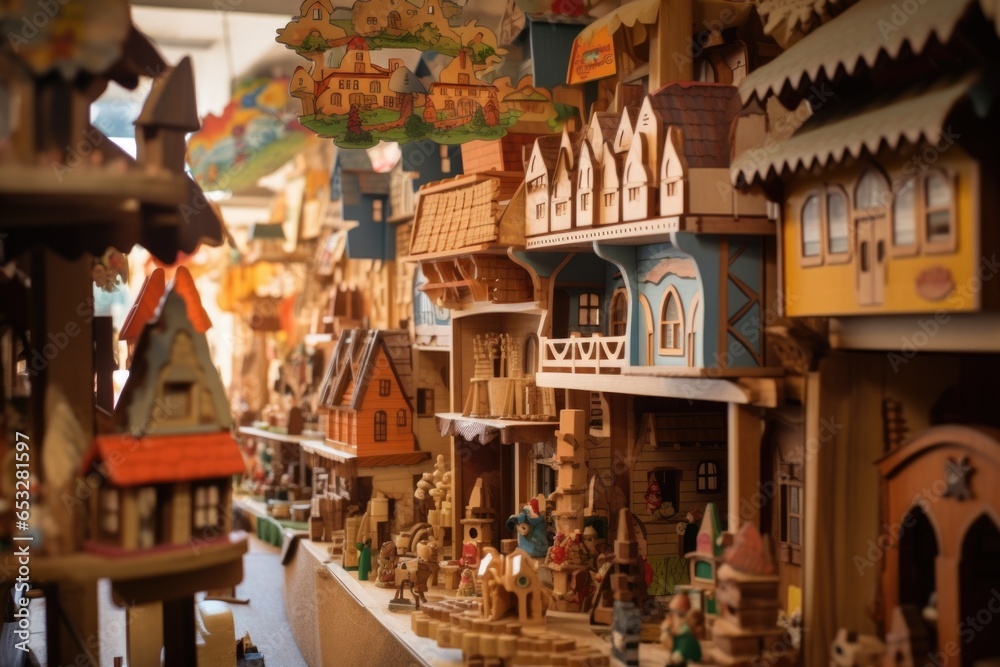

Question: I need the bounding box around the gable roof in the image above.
[114,283,231,435]
[120,269,166,343]
[317,329,414,412]
[527,134,564,176]
[647,82,743,169]
[135,57,200,131]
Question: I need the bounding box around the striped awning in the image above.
[731,73,989,185]
[740,0,1000,105]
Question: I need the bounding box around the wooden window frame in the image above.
[778,462,803,565]
[99,488,119,538]
[313,8,322,19]
[799,191,823,267]
[824,185,852,264]
[578,292,600,327]
[378,379,391,397]
[658,286,684,356]
[921,169,958,255]
[396,409,407,427]
[696,461,720,494]
[374,410,387,441]
[610,289,627,336]
[417,388,434,417]
[890,176,920,258]
[193,483,221,531]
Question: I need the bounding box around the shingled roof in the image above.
[408,172,524,257]
[647,82,743,169]
[317,329,414,412]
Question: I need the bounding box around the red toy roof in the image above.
[81,431,245,486]
[119,268,165,342]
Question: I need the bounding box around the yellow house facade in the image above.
[781,144,982,317]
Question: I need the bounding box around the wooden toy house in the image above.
[727,0,1000,663]
[311,329,431,541]
[81,274,244,553]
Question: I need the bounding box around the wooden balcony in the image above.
[539,334,627,374]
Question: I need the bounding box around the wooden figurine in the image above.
[415,453,452,549]
[460,475,496,565]
[611,599,643,667]
[390,539,439,612]
[479,546,551,625]
[356,537,373,581]
[456,567,476,598]
[375,540,399,588]
[660,593,703,667]
[135,56,200,175]
[506,498,549,559]
[80,270,244,553]
[591,508,650,626]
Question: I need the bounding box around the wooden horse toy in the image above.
[388,540,440,612]
[375,540,398,589]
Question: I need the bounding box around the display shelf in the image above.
[285,537,674,667]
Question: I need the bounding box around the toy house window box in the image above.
[779,462,803,565]
[697,462,720,493]
[659,288,684,355]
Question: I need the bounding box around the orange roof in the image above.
[81,431,246,486]
[119,268,165,342]
[171,266,212,333]
[119,266,211,343]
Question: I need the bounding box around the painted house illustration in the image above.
[81,271,244,553]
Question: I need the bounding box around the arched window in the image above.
[893,178,917,251]
[826,188,849,255]
[924,171,955,250]
[374,410,387,441]
[697,461,720,493]
[578,293,600,326]
[396,409,407,427]
[658,288,684,354]
[610,290,627,336]
[855,169,890,210]
[801,195,821,260]
[370,81,381,93]
[523,335,537,375]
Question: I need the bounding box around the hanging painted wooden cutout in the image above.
[0,0,130,78]
[187,78,316,192]
[943,456,973,500]
[278,0,576,148]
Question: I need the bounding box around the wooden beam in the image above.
[649,0,693,89]
[727,402,762,532]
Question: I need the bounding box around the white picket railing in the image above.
[539,334,627,373]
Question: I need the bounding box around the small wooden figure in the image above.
[375,540,398,589]
[660,593,703,667]
[457,567,476,597]
[356,538,373,581]
[389,539,439,612]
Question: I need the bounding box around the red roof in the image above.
[119,269,165,342]
[81,431,245,486]
[119,266,211,343]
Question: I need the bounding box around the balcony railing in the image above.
[539,334,627,374]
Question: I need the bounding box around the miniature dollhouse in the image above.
[82,273,244,554]
[312,328,431,540]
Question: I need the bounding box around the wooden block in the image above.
[463,632,481,656]
[498,634,519,658]
[480,633,498,657]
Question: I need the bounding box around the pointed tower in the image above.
[135,56,201,173]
